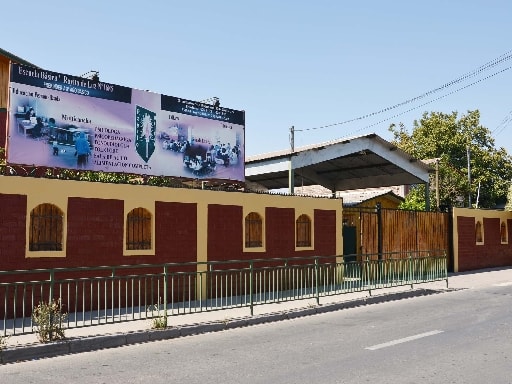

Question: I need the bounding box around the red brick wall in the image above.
[207,204,243,261]
[0,193,27,269]
[265,207,295,257]
[67,197,124,266]
[0,192,340,270]
[508,219,512,247]
[457,216,475,271]
[314,209,337,256]
[481,217,512,268]
[205,205,339,265]
[155,201,197,264]
[457,216,512,272]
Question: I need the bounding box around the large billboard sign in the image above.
[7,63,245,182]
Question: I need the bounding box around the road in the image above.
[1,283,511,384]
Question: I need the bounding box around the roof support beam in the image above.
[293,166,334,191]
[288,158,294,194]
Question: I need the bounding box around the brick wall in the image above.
[265,207,295,257]
[0,193,27,269]
[207,204,243,261]
[155,201,197,264]
[67,197,124,266]
[0,178,341,272]
[456,214,512,272]
[314,209,337,256]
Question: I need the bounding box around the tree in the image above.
[389,110,512,210]
[505,184,512,211]
[398,184,426,211]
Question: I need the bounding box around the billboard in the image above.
[7,63,245,182]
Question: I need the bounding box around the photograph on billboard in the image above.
[7,63,245,182]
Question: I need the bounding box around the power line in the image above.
[492,110,512,138]
[351,66,512,135]
[299,50,512,133]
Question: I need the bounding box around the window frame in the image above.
[26,203,66,258]
[500,221,508,244]
[124,206,155,256]
[296,213,312,248]
[245,212,263,248]
[243,211,265,252]
[475,220,484,245]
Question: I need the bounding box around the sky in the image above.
[2,0,511,157]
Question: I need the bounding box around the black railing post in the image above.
[376,203,382,261]
[49,269,55,302]
[315,257,320,305]
[49,269,55,342]
[163,265,168,315]
[249,260,254,316]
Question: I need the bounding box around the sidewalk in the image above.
[2,267,511,364]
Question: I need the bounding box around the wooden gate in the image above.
[342,206,451,268]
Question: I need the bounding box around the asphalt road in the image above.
[1,283,511,384]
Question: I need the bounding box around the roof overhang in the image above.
[0,47,39,68]
[245,133,432,191]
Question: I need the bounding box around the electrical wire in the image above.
[299,50,512,133]
[492,110,512,138]
[351,66,512,136]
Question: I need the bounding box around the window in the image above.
[245,212,263,248]
[296,214,311,247]
[29,203,63,251]
[501,221,507,243]
[126,208,152,250]
[475,220,483,243]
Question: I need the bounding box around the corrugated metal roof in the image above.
[0,47,39,68]
[245,133,433,192]
[291,185,404,205]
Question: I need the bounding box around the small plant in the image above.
[221,317,231,325]
[32,299,67,343]
[0,334,9,351]
[148,298,167,329]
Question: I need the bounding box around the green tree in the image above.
[505,184,512,211]
[389,110,512,210]
[398,184,426,211]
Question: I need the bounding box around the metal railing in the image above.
[1,250,447,336]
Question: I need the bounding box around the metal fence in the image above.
[1,250,447,337]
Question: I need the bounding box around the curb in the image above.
[0,287,449,364]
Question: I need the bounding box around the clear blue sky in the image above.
[2,0,511,157]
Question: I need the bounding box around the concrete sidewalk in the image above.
[2,267,511,364]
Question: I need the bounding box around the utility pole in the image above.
[436,158,440,211]
[467,145,472,208]
[289,126,295,194]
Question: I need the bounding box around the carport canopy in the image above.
[245,133,433,194]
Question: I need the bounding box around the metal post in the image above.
[315,257,320,305]
[163,265,168,316]
[425,181,430,211]
[376,203,382,260]
[290,126,295,153]
[467,145,472,208]
[444,251,449,289]
[249,261,254,316]
[289,126,295,195]
[49,269,55,302]
[409,253,414,289]
[49,269,55,341]
[111,267,115,323]
[366,254,372,296]
[435,159,440,211]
